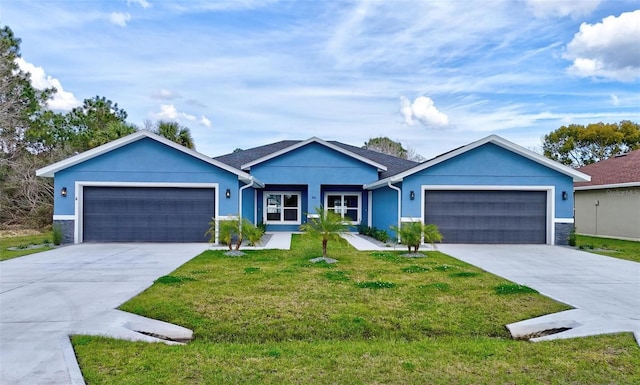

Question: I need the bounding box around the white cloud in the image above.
[15,57,81,111]
[610,94,620,106]
[200,116,212,127]
[109,12,131,27]
[525,0,600,19]
[150,104,212,128]
[128,0,151,9]
[400,96,449,128]
[563,10,640,82]
[151,89,179,100]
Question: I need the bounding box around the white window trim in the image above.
[324,192,362,224]
[420,185,555,245]
[263,191,302,224]
[74,181,219,244]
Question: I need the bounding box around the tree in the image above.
[391,222,443,253]
[542,121,640,167]
[363,136,425,162]
[153,121,195,149]
[65,96,130,152]
[0,26,56,227]
[300,206,350,260]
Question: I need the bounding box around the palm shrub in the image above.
[391,222,443,253]
[300,206,350,259]
[206,217,264,250]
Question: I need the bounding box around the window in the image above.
[264,192,301,223]
[325,193,361,224]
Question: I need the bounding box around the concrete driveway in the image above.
[0,243,208,385]
[438,244,640,344]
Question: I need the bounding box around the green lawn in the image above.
[0,231,54,261]
[72,235,639,384]
[576,234,640,263]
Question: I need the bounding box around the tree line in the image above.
[0,26,194,228]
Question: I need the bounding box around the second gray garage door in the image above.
[424,190,547,244]
[83,186,215,242]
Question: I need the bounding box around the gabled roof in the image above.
[218,137,389,172]
[574,149,640,190]
[364,134,591,189]
[36,130,264,187]
[214,138,419,178]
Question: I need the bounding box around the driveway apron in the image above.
[0,243,208,385]
[438,244,640,344]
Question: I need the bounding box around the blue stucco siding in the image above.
[250,142,379,211]
[401,143,575,219]
[53,138,241,216]
[371,186,399,236]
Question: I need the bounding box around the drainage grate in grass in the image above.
[401,265,430,273]
[449,271,480,278]
[494,283,538,295]
[356,280,396,289]
[154,275,196,285]
[244,267,261,274]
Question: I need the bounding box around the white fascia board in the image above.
[35,130,255,184]
[241,136,387,172]
[364,176,401,190]
[365,135,590,189]
[574,182,640,191]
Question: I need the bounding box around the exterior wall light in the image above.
[562,191,568,200]
[60,187,67,197]
[225,188,231,198]
[409,190,415,200]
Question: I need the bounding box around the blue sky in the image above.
[3,0,639,158]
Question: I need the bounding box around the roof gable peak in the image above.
[36,130,262,186]
[240,136,388,171]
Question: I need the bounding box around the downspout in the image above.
[388,181,402,243]
[238,178,256,235]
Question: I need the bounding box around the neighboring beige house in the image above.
[574,149,640,241]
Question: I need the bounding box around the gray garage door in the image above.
[424,190,547,244]
[83,186,215,242]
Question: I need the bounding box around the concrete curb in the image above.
[59,335,86,385]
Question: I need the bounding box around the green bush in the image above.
[52,224,63,245]
[568,228,576,246]
[357,225,390,243]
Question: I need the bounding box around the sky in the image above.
[2,0,640,159]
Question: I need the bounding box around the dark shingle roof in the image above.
[213,139,420,179]
[574,149,640,187]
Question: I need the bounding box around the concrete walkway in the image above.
[438,244,640,344]
[0,243,208,385]
[342,234,388,250]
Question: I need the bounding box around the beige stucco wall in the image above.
[575,187,640,241]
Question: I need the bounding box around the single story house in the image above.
[36,131,589,245]
[574,149,640,241]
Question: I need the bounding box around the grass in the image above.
[71,235,640,384]
[0,230,54,261]
[576,234,640,263]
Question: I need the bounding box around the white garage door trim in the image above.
[74,181,219,244]
[420,185,555,245]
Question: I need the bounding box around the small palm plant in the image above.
[206,217,264,251]
[391,222,443,253]
[300,206,351,260]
